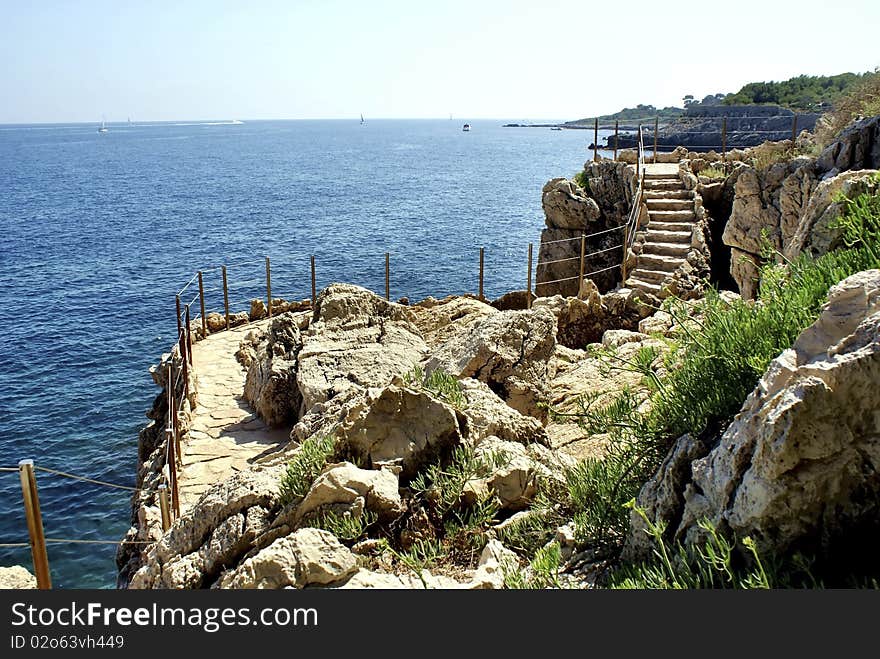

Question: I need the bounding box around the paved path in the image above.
[179,320,290,511]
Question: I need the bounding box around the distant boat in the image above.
[550,126,562,131]
[462,123,470,132]
[127,117,132,127]
[360,114,365,125]
[98,117,108,134]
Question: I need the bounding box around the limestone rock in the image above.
[218,528,357,589]
[198,506,271,575]
[206,312,226,333]
[0,566,37,589]
[243,313,303,426]
[637,270,880,566]
[425,308,557,422]
[311,283,417,328]
[297,304,428,413]
[249,299,267,321]
[472,436,543,510]
[816,115,880,174]
[408,295,497,349]
[459,378,549,446]
[541,177,601,230]
[601,329,649,348]
[340,385,465,478]
[296,462,404,521]
[155,465,285,565]
[490,290,534,311]
[470,539,519,589]
[338,568,464,589]
[785,170,880,261]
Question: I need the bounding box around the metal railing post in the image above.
[479,247,485,301]
[579,235,586,293]
[265,256,272,318]
[222,265,230,331]
[593,117,599,162]
[18,460,51,589]
[310,255,317,303]
[158,483,171,532]
[197,271,207,335]
[385,252,390,301]
[526,243,533,309]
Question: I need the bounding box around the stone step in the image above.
[642,190,692,200]
[646,229,692,244]
[648,210,695,222]
[624,276,663,294]
[641,241,690,258]
[649,220,695,231]
[646,198,692,211]
[628,267,670,283]
[643,180,684,191]
[643,171,678,180]
[637,253,686,271]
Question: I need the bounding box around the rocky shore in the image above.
[118,113,880,589]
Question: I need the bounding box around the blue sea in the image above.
[0,118,609,588]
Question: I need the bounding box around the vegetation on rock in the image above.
[723,72,872,112]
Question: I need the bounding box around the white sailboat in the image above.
[98,116,108,133]
[360,113,365,125]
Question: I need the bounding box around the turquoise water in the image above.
[0,119,606,588]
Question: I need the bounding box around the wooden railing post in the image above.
[479,247,485,301]
[593,117,599,162]
[722,117,727,157]
[197,271,207,336]
[166,427,180,517]
[265,256,272,318]
[385,252,390,301]
[158,483,171,532]
[613,120,619,161]
[221,265,230,331]
[579,235,586,294]
[654,116,659,163]
[18,460,51,589]
[526,243,533,309]
[792,114,798,143]
[310,255,317,303]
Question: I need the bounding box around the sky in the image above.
[1,0,879,124]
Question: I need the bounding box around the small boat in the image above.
[98,117,108,134]
[360,113,365,125]
[550,126,562,131]
[462,123,470,132]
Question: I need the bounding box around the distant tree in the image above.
[683,94,695,107]
[723,72,869,111]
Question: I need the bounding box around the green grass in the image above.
[305,509,378,543]
[573,170,592,195]
[699,166,726,180]
[504,541,565,589]
[278,434,337,506]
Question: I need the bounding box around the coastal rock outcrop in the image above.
[242,314,303,426]
[536,163,634,296]
[217,528,358,589]
[0,566,37,589]
[625,270,880,568]
[425,308,557,422]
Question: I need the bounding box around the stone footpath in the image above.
[179,320,290,510]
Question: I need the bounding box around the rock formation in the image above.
[625,270,880,571]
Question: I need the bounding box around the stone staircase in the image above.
[625,168,695,296]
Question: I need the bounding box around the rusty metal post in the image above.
[221,265,230,331]
[166,427,180,517]
[479,247,485,301]
[654,116,659,163]
[310,255,317,303]
[593,117,599,162]
[613,120,619,161]
[526,243,533,309]
[197,271,207,336]
[579,235,586,294]
[385,252,390,301]
[184,304,192,366]
[722,117,727,157]
[265,256,272,318]
[636,124,641,177]
[175,294,183,348]
[792,114,798,143]
[158,483,171,532]
[18,460,51,589]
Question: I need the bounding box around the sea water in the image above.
[0,119,610,587]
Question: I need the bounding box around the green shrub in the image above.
[307,509,377,543]
[699,166,726,180]
[815,69,880,147]
[504,541,564,589]
[279,434,336,505]
[403,365,466,409]
[573,170,592,194]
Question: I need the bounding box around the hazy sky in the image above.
[2,0,878,123]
